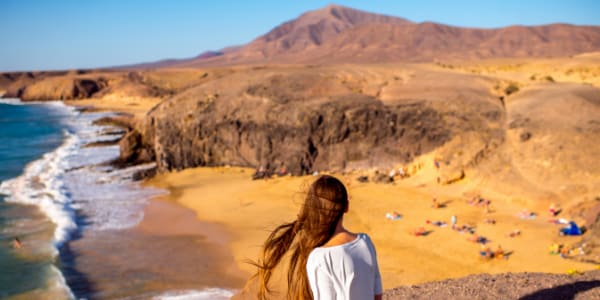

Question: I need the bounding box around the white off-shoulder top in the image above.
[306,233,383,300]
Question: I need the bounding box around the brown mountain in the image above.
[160,4,600,67]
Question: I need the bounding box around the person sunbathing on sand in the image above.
[426,220,447,227]
[494,245,504,259]
[479,245,494,259]
[508,229,521,237]
[414,227,427,236]
[251,175,382,300]
[468,234,487,244]
[386,211,402,220]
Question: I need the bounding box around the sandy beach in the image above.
[52,57,599,297]
[145,164,597,296]
[3,2,599,298]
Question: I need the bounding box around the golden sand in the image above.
[65,94,161,118]
[68,58,599,295]
[145,165,597,293]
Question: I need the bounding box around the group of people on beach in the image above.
[467,195,492,214]
[413,193,514,261]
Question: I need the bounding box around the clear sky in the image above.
[1,0,598,71]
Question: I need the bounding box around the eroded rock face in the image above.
[141,69,457,175]
[5,76,108,101]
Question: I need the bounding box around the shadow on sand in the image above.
[518,280,600,300]
[58,214,96,299]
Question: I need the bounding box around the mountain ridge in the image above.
[125,4,600,68]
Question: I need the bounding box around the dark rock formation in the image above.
[145,93,451,175]
[118,129,155,166]
[128,67,505,177]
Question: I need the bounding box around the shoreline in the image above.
[57,100,245,298]
[56,97,599,296]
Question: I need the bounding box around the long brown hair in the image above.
[252,175,349,299]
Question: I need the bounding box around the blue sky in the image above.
[0,0,598,71]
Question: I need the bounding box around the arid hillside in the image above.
[1,49,599,269]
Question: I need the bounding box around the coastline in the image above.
[60,98,245,298]
[56,97,598,297]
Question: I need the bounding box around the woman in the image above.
[253,175,382,299]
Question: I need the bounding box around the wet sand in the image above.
[62,197,245,299]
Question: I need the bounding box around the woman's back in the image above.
[306,233,382,300]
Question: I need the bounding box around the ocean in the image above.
[0,99,75,299]
[0,99,236,299]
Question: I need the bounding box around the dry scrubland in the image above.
[2,54,600,298]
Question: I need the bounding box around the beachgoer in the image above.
[468,234,487,244]
[386,211,402,220]
[484,200,491,214]
[12,237,22,249]
[485,218,496,224]
[480,245,493,259]
[495,245,504,259]
[451,215,457,229]
[432,198,440,209]
[549,243,561,255]
[414,227,427,236]
[560,244,571,258]
[250,175,382,300]
[508,229,521,238]
[549,204,561,216]
[278,165,288,177]
[426,220,446,227]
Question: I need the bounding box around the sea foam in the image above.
[153,288,236,300]
[0,130,79,250]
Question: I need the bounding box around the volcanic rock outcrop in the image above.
[130,65,504,176]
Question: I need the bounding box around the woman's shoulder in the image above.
[356,232,374,244]
[310,233,371,254]
[307,233,374,265]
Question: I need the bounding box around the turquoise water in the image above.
[0,101,72,298]
[0,100,235,299]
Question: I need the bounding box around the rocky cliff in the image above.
[129,65,504,176]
